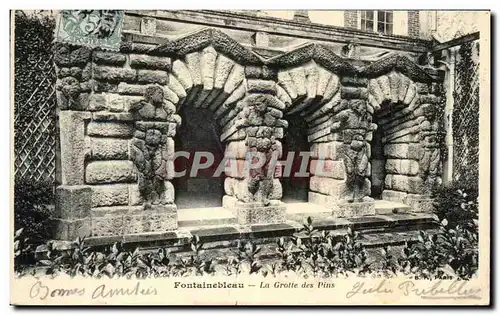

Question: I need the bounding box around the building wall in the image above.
[261,10,481,41]
[407,11,419,38]
[435,11,482,41]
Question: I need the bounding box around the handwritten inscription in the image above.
[29,281,157,300]
[346,279,481,300]
[346,279,393,298]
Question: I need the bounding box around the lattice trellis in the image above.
[452,40,480,184]
[14,13,57,182]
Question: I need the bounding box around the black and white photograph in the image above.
[9,8,490,306]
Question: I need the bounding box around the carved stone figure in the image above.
[331,99,376,202]
[53,43,92,110]
[342,135,369,202]
[238,97,281,206]
[129,86,180,209]
[418,132,441,194]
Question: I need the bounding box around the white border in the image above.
[2,1,497,313]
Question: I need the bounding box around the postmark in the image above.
[55,10,124,51]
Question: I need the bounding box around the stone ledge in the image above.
[332,201,376,218]
[50,211,437,251]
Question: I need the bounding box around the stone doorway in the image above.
[370,101,419,204]
[174,105,225,209]
[281,113,311,203]
[370,111,387,199]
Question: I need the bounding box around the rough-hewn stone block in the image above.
[91,112,134,122]
[246,79,277,94]
[86,161,136,184]
[341,86,368,99]
[385,159,419,176]
[90,137,128,160]
[123,205,178,234]
[92,51,126,66]
[235,201,286,225]
[130,54,171,71]
[58,91,90,111]
[117,82,147,95]
[310,141,343,160]
[90,207,126,237]
[137,69,169,84]
[91,184,129,207]
[52,218,91,240]
[93,66,136,82]
[340,76,368,87]
[309,176,346,197]
[88,93,107,111]
[105,94,125,112]
[309,160,345,179]
[128,184,143,206]
[87,121,134,138]
[55,185,92,219]
[244,65,277,80]
[387,174,423,194]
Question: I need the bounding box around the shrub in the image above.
[14,178,54,245]
[398,218,478,280]
[432,181,478,231]
[14,216,478,280]
[275,217,371,278]
[14,228,33,275]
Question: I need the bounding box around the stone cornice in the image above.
[266,44,358,75]
[362,54,433,82]
[126,10,432,53]
[150,28,263,65]
[149,28,436,82]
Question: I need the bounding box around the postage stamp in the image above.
[10,9,491,306]
[54,10,124,51]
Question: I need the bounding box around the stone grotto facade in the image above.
[52,10,444,243]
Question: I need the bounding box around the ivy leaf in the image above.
[15,228,24,238]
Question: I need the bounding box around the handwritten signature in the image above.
[346,279,481,300]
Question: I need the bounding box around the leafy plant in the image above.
[174,235,215,276]
[14,179,54,245]
[14,214,478,280]
[14,228,33,275]
[398,218,478,280]
[433,182,478,232]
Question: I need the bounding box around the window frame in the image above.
[358,10,393,35]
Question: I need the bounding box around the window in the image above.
[360,10,393,35]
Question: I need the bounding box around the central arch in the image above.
[276,60,342,209]
[158,44,249,218]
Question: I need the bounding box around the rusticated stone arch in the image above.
[277,61,342,142]
[362,54,443,210]
[367,70,419,112]
[149,28,264,137]
[165,47,247,133]
[274,61,344,208]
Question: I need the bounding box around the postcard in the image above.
[10,9,490,305]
